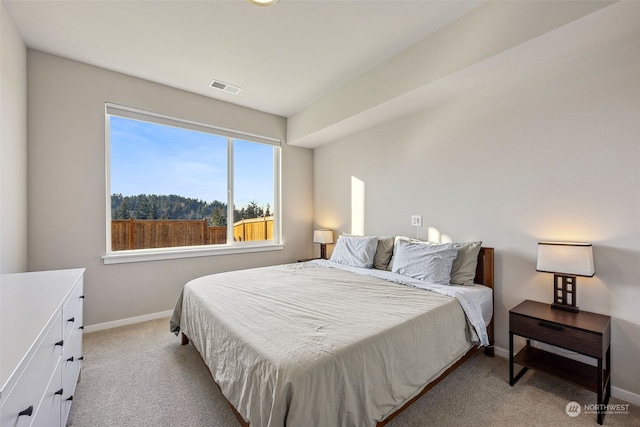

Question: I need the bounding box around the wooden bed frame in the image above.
[181,247,495,427]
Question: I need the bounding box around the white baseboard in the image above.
[84,310,173,333]
[611,386,640,407]
[494,345,509,360]
[494,345,640,407]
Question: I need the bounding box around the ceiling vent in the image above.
[210,79,242,95]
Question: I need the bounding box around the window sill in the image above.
[102,242,285,264]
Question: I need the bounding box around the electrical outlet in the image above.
[411,215,422,227]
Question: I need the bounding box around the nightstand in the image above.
[509,300,611,424]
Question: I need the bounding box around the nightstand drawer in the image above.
[510,312,603,358]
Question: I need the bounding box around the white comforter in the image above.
[172,261,492,427]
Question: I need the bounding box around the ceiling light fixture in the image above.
[248,0,279,6]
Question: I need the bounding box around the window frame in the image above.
[102,103,283,264]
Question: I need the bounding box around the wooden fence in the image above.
[233,216,274,242]
[111,217,273,251]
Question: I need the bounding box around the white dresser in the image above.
[1,268,84,427]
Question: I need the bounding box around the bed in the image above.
[170,236,494,427]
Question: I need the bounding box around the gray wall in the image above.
[0,3,28,273]
[26,50,314,326]
[313,35,640,399]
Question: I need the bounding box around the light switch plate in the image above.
[411,215,422,227]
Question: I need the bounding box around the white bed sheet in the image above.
[311,259,493,345]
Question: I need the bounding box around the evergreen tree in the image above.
[110,193,270,223]
[248,201,263,218]
[117,199,131,219]
[135,196,157,219]
[210,206,227,226]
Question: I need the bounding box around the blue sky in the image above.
[110,117,274,208]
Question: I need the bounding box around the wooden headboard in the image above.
[474,247,495,290]
[474,247,495,356]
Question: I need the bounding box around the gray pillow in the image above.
[391,240,457,285]
[373,236,394,270]
[329,235,379,268]
[449,241,482,285]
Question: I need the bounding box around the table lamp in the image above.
[536,242,594,313]
[313,229,333,259]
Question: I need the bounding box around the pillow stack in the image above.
[329,232,482,286]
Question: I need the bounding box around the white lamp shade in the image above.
[313,229,334,244]
[536,242,595,277]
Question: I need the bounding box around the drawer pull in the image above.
[67,356,74,362]
[78,356,84,361]
[55,339,64,347]
[55,388,64,396]
[79,295,85,299]
[67,317,75,322]
[18,406,33,417]
[539,321,564,331]
[79,326,84,330]
[66,396,74,402]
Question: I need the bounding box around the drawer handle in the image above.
[54,340,64,347]
[78,356,84,361]
[67,356,74,362]
[55,388,64,396]
[539,321,564,331]
[67,317,75,322]
[79,326,84,330]
[79,295,85,299]
[18,406,33,417]
[66,396,73,402]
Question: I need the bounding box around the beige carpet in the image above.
[67,318,639,427]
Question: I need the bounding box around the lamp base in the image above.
[551,273,579,313]
[551,303,579,313]
[320,244,327,260]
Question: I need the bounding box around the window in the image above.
[104,103,282,263]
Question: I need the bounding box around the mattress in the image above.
[171,261,491,427]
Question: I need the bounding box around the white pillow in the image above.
[329,235,379,268]
[391,240,457,284]
[387,235,429,271]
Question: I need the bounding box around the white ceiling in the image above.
[6,0,639,148]
[3,0,483,118]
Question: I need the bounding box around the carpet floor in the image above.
[67,318,639,427]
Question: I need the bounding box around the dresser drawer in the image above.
[61,349,82,426]
[62,332,82,398]
[62,329,82,367]
[30,361,62,427]
[0,312,62,426]
[62,279,83,342]
[510,312,603,358]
